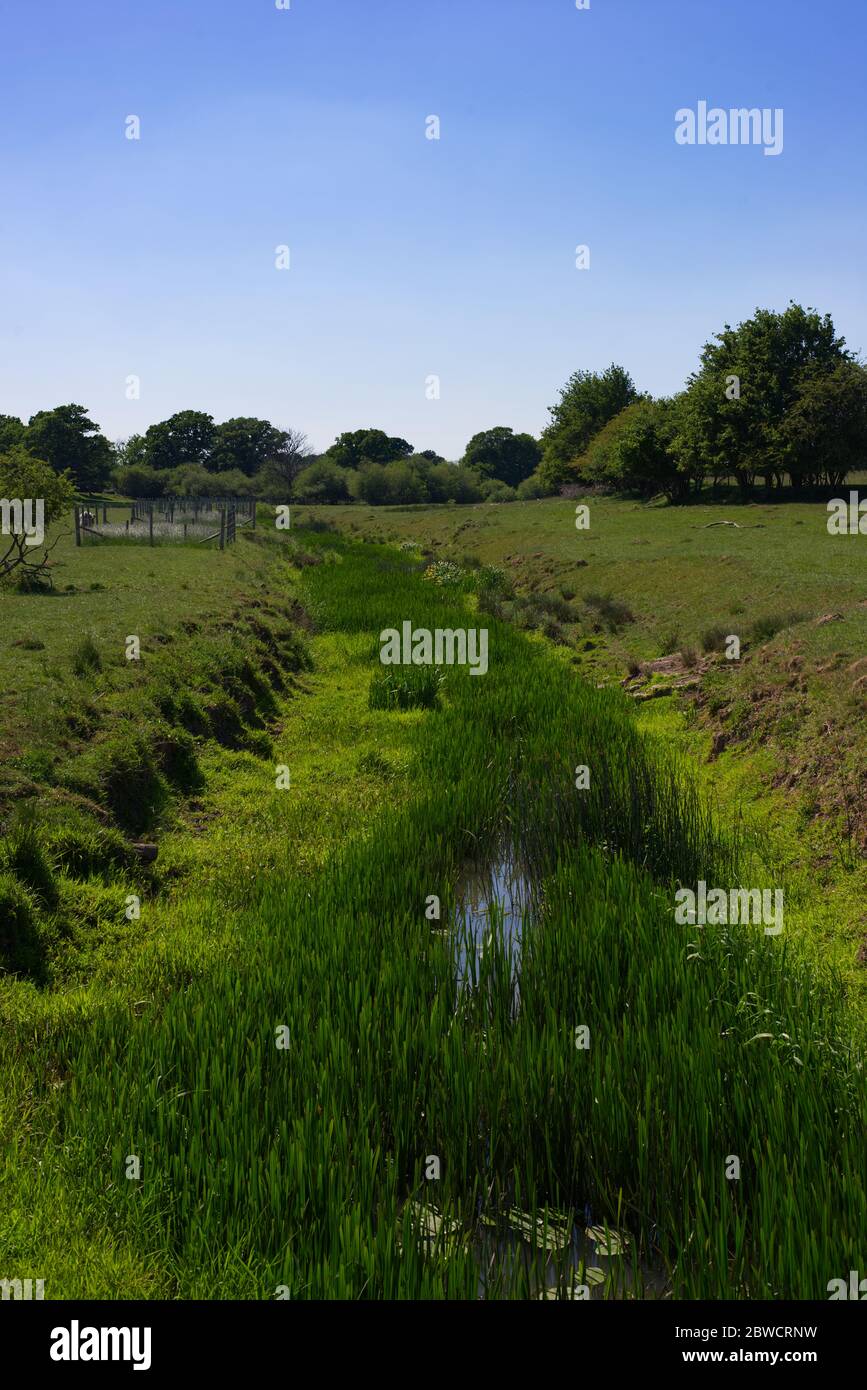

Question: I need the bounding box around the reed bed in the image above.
[19,532,866,1298]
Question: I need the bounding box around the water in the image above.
[452,846,533,1004]
[446,846,670,1299]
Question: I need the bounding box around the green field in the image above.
[0,501,865,1299]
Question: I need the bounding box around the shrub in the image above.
[424,463,485,505]
[533,591,576,623]
[475,565,512,597]
[476,590,507,621]
[113,464,165,498]
[423,560,464,587]
[481,479,518,503]
[701,625,729,653]
[582,592,635,631]
[292,460,352,504]
[516,472,552,500]
[747,612,806,645]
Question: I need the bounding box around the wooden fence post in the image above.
[74,506,81,546]
[219,508,225,550]
[149,506,154,546]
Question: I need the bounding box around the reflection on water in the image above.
[443,848,669,1300]
[453,848,533,1000]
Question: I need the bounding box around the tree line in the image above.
[2,302,865,511]
[537,303,867,501]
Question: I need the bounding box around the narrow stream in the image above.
[442,846,669,1300]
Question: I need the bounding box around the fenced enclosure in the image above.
[74,496,257,548]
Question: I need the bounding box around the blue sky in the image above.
[1,0,864,458]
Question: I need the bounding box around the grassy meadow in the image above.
[0,502,865,1300]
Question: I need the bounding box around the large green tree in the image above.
[0,447,76,586]
[0,415,25,454]
[324,429,413,469]
[781,361,867,491]
[257,429,312,498]
[539,365,638,491]
[24,405,112,490]
[577,399,683,500]
[113,434,148,471]
[462,427,541,487]
[210,417,286,477]
[672,303,852,497]
[143,410,216,472]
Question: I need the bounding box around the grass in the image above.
[369,664,444,711]
[300,497,867,988]
[1,528,864,1299]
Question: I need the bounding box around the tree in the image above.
[672,303,852,497]
[210,417,287,477]
[143,411,216,472]
[0,447,76,587]
[462,427,541,487]
[577,399,683,500]
[292,459,352,504]
[0,416,25,454]
[113,434,148,472]
[24,405,113,490]
[539,365,638,491]
[257,429,312,498]
[781,361,867,491]
[324,429,413,469]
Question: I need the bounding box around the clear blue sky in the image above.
[1,0,864,459]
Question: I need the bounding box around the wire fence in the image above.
[74,497,257,548]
